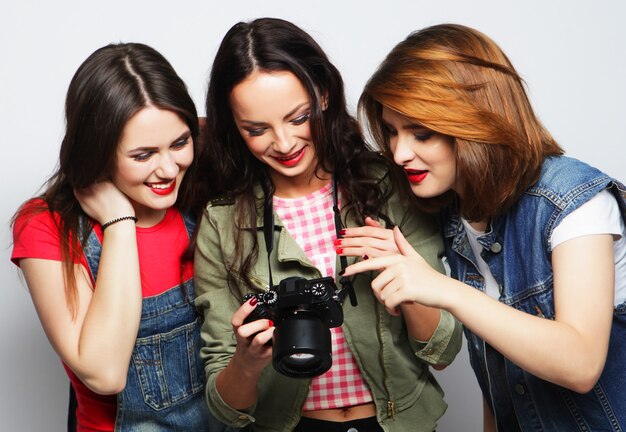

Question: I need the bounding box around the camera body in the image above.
[243,276,343,327]
[243,276,344,378]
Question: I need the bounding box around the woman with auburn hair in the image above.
[194,17,462,432]
[343,23,626,431]
[11,43,231,431]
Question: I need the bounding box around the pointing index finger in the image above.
[342,255,395,277]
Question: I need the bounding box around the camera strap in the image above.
[262,174,357,307]
[263,191,275,291]
[332,175,357,307]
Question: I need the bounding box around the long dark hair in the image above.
[13,42,199,316]
[360,24,563,221]
[199,17,393,293]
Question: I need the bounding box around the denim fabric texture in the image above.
[81,213,235,431]
[442,156,626,431]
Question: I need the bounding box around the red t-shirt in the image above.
[11,202,194,431]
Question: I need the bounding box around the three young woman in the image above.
[11,43,229,431]
[16,18,619,432]
[193,18,462,432]
[344,24,626,431]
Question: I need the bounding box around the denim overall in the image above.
[442,156,626,431]
[81,213,233,431]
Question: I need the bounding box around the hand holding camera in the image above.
[241,181,353,379]
[242,276,343,378]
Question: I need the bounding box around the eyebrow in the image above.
[125,130,191,154]
[238,102,310,126]
[403,123,429,131]
[382,118,429,131]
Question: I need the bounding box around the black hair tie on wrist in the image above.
[101,215,138,231]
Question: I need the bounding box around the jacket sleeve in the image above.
[389,190,463,366]
[194,205,257,427]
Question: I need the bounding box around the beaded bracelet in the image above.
[101,215,138,231]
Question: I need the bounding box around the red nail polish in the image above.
[268,320,274,327]
[362,255,369,260]
[339,229,346,236]
[334,239,342,246]
[248,296,258,306]
[336,247,343,254]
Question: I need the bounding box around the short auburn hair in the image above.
[360,23,563,221]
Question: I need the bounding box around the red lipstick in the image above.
[405,169,428,184]
[273,148,305,167]
[146,179,176,195]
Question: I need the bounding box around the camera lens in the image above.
[290,353,315,360]
[272,315,332,378]
[285,353,321,372]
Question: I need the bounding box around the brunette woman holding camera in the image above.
[193,17,462,432]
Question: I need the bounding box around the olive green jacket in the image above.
[194,169,462,432]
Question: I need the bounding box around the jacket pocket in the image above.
[131,316,205,410]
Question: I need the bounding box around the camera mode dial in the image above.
[311,282,327,297]
[262,290,279,305]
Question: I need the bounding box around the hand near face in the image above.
[337,216,399,259]
[74,181,135,226]
[342,226,448,315]
[230,298,275,375]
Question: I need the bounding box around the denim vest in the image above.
[442,156,626,431]
[81,213,234,432]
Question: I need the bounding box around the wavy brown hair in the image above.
[198,18,394,296]
[13,43,199,317]
[360,23,563,221]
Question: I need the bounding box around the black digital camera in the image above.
[243,276,343,378]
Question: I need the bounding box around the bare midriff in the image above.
[302,402,377,421]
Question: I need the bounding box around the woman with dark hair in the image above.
[11,43,229,431]
[194,18,462,432]
[344,24,626,431]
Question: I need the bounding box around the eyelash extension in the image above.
[133,152,153,161]
[415,132,434,142]
[247,128,266,137]
[291,112,310,125]
[133,137,190,161]
[172,137,190,148]
[244,112,310,137]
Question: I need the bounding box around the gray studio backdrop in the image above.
[1,1,624,430]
